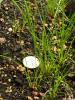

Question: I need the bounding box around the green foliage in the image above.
[46,0,59,15]
[0,0,74,99]
[0,0,3,4]
[0,0,3,7]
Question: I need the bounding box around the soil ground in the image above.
[0,0,75,100]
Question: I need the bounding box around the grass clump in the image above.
[1,0,75,99]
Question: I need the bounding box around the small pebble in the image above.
[0,18,4,22]
[10,65,15,70]
[5,86,12,93]
[32,84,37,90]
[63,44,67,49]
[0,37,6,44]
[44,23,48,27]
[5,7,9,10]
[28,96,33,100]
[0,68,3,70]
[3,82,7,85]
[34,96,39,100]
[1,74,4,77]
[52,46,57,53]
[20,40,24,45]
[13,75,16,78]
[50,23,53,27]
[0,96,4,100]
[6,32,9,34]
[14,92,18,96]
[52,36,57,40]
[32,91,38,96]
[8,28,12,32]
[4,74,7,77]
[8,79,11,82]
[17,65,25,73]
